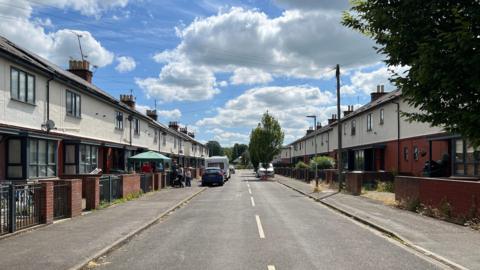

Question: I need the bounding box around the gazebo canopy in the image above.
[128,151,171,162]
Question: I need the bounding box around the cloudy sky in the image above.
[0,0,396,146]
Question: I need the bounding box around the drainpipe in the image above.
[46,76,54,130]
[392,101,400,173]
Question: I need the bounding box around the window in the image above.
[343,123,347,135]
[28,139,56,178]
[79,145,98,174]
[7,139,23,178]
[66,90,81,117]
[413,146,419,161]
[174,137,177,149]
[162,133,167,146]
[154,130,158,144]
[321,135,324,146]
[403,147,409,161]
[134,118,140,135]
[64,144,77,174]
[11,67,35,104]
[367,113,373,131]
[454,139,479,176]
[351,120,356,135]
[380,109,384,125]
[115,111,124,130]
[354,150,364,170]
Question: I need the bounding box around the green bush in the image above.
[295,161,310,169]
[376,181,394,193]
[309,156,335,171]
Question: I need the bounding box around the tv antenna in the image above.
[70,31,86,61]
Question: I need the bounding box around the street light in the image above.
[306,115,318,189]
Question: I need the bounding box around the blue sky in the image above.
[0,0,397,146]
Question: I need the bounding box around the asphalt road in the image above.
[95,170,445,270]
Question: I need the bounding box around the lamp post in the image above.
[307,115,318,188]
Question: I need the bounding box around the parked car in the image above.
[206,156,230,181]
[256,163,274,178]
[229,165,235,174]
[202,167,225,186]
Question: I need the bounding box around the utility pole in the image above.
[307,115,318,188]
[336,64,343,191]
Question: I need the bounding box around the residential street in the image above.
[95,170,444,270]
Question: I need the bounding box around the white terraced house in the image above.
[0,35,208,182]
[276,86,479,179]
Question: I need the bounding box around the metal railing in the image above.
[140,174,153,193]
[99,175,122,203]
[0,183,43,235]
[53,182,69,220]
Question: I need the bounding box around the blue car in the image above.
[202,167,225,186]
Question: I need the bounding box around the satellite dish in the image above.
[127,115,133,121]
[42,120,56,131]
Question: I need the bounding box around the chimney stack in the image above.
[187,132,195,138]
[120,94,136,109]
[168,121,179,131]
[306,127,314,135]
[180,127,188,134]
[328,114,337,125]
[343,105,354,117]
[316,123,322,130]
[146,109,158,121]
[370,84,387,102]
[68,60,93,83]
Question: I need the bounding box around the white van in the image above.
[205,156,230,180]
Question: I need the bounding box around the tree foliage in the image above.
[248,112,284,169]
[343,1,480,146]
[206,141,223,157]
[309,156,335,171]
[231,143,248,162]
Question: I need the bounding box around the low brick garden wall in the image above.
[395,176,480,219]
[120,174,141,197]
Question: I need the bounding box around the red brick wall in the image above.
[84,177,99,210]
[395,176,480,218]
[121,174,141,197]
[67,179,83,217]
[345,173,362,195]
[41,182,54,224]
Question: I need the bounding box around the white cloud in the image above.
[157,109,182,120]
[115,56,136,73]
[342,65,406,95]
[206,128,250,146]
[33,0,129,17]
[196,85,337,143]
[136,105,182,121]
[135,62,220,102]
[0,0,115,68]
[274,0,349,11]
[230,68,273,85]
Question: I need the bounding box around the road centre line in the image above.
[267,265,276,270]
[255,215,265,239]
[248,188,252,195]
[250,196,255,207]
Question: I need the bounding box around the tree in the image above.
[232,143,248,162]
[222,147,233,161]
[343,1,480,146]
[206,141,223,157]
[248,112,285,169]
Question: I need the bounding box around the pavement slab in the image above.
[276,174,480,270]
[0,185,205,270]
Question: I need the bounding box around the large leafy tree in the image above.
[206,141,223,157]
[249,112,284,168]
[343,1,480,146]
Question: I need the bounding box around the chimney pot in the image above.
[67,59,93,83]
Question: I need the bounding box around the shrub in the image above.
[376,181,394,193]
[295,161,310,169]
[309,156,335,171]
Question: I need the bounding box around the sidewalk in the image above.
[0,186,205,270]
[276,175,480,270]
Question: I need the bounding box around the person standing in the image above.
[177,166,185,188]
[185,168,192,187]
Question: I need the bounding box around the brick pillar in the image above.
[41,182,54,224]
[67,179,83,217]
[153,173,160,190]
[346,173,362,195]
[85,177,100,210]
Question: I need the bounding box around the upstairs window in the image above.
[174,137,177,148]
[351,120,356,135]
[115,111,124,130]
[11,67,35,104]
[154,130,158,143]
[380,109,384,125]
[162,133,167,146]
[344,123,347,135]
[413,146,419,161]
[134,118,140,135]
[66,90,81,117]
[367,113,373,131]
[404,147,409,161]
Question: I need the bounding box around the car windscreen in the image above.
[207,162,224,169]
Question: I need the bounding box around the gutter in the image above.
[46,76,54,128]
